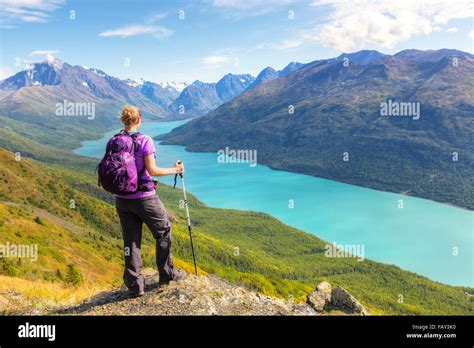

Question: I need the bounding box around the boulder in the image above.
[330,286,369,315]
[306,281,332,312]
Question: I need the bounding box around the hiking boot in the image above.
[159,269,187,285]
[128,289,145,298]
[134,290,146,297]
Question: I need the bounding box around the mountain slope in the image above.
[247,67,279,89]
[247,62,306,89]
[0,60,173,119]
[0,115,101,169]
[0,146,472,315]
[169,81,220,116]
[334,50,387,65]
[0,60,181,153]
[124,78,183,108]
[169,62,305,117]
[279,62,306,77]
[394,48,471,62]
[160,49,474,209]
[216,73,254,103]
[169,74,255,116]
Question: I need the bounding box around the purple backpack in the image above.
[97,131,154,195]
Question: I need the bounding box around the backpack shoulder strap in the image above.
[130,133,139,152]
[113,130,140,152]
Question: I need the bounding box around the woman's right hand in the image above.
[174,160,185,174]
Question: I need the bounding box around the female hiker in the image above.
[112,105,186,297]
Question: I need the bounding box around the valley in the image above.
[0,145,472,315]
[76,120,474,287]
[161,49,474,210]
[0,48,472,316]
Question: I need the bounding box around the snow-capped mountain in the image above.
[0,59,174,122]
[0,59,65,90]
[124,78,145,88]
[0,58,307,120]
[138,81,181,108]
[123,78,184,108]
[169,74,255,116]
[157,81,188,93]
[125,79,188,93]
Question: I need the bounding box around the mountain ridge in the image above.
[169,73,255,116]
[160,48,474,210]
[0,59,173,119]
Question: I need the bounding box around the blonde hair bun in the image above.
[120,105,141,126]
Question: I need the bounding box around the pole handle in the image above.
[173,161,183,188]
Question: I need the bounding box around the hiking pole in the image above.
[174,162,198,276]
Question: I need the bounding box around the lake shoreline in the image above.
[157,139,473,213]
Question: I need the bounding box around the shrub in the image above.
[0,258,19,277]
[34,216,46,226]
[65,264,83,285]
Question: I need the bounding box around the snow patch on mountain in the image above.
[158,81,188,92]
[91,69,106,77]
[125,78,145,88]
[48,58,64,70]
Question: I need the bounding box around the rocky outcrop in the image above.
[306,281,332,312]
[307,282,369,315]
[56,270,317,316]
[47,271,369,316]
[330,286,369,315]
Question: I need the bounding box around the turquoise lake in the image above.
[75,120,473,287]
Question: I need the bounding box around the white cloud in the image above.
[272,39,306,50]
[469,30,474,40]
[446,27,457,33]
[256,25,320,52]
[311,0,474,52]
[28,50,59,57]
[202,55,234,68]
[211,0,294,18]
[29,50,59,56]
[0,0,64,26]
[259,38,310,51]
[28,50,59,62]
[0,0,63,11]
[212,0,271,10]
[99,25,173,39]
[145,11,169,23]
[20,15,48,22]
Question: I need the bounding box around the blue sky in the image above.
[1,0,473,83]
